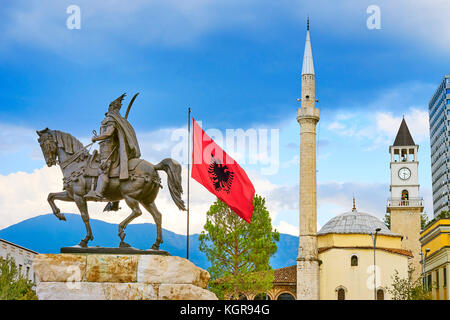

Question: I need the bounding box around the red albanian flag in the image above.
[191,119,255,223]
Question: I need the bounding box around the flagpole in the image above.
[187,107,191,260]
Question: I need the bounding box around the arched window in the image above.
[254,293,271,300]
[337,288,346,300]
[351,255,358,266]
[401,190,409,200]
[377,289,385,300]
[277,293,295,300]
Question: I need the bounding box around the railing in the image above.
[387,197,424,207]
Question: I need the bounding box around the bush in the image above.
[0,255,37,300]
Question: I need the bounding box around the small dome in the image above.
[318,210,399,237]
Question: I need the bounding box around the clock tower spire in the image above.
[387,118,423,283]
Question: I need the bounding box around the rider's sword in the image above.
[124,92,139,119]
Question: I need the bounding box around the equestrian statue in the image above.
[37,93,186,250]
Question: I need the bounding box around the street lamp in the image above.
[420,251,425,286]
[371,227,382,300]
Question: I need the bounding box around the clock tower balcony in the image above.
[386,197,424,212]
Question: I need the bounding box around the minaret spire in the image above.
[302,18,315,76]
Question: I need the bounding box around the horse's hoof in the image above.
[55,212,66,221]
[151,243,160,251]
[119,241,131,248]
[78,240,88,248]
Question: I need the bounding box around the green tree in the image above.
[383,213,390,229]
[0,255,37,300]
[423,210,450,230]
[421,212,429,230]
[199,195,280,300]
[436,210,450,219]
[387,265,431,300]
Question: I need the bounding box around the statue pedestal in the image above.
[33,253,217,300]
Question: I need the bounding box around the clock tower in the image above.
[387,118,424,282]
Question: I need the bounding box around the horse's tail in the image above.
[154,158,186,211]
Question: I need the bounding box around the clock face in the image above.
[398,167,411,180]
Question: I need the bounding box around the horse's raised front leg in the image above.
[141,201,163,250]
[47,191,73,221]
[118,195,142,248]
[73,194,93,247]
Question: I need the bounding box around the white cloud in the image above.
[0,123,39,156]
[375,108,429,143]
[0,163,209,235]
[327,106,429,152]
[0,162,289,237]
[379,0,450,53]
[326,81,433,151]
[1,0,449,58]
[276,220,298,236]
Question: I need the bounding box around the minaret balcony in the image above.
[387,197,424,210]
[297,107,320,122]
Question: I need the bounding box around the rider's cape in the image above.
[107,110,141,180]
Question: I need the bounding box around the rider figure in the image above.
[85,94,141,201]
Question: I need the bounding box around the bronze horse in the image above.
[37,128,186,249]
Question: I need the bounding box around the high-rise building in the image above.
[429,75,450,216]
[296,18,320,300]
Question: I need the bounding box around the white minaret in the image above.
[297,18,320,300]
[387,118,424,283]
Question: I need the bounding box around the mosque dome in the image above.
[318,209,399,237]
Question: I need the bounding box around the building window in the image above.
[436,270,440,288]
[277,293,295,300]
[337,288,345,300]
[444,267,447,288]
[401,190,409,201]
[427,274,432,291]
[254,293,271,300]
[351,255,358,266]
[377,289,385,300]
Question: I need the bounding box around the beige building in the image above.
[317,205,411,300]
[0,238,38,282]
[270,205,411,300]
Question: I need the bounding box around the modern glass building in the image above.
[429,75,450,216]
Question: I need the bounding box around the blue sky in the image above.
[0,0,449,235]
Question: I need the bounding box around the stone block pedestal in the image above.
[33,253,217,300]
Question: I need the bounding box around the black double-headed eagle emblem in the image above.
[208,153,234,193]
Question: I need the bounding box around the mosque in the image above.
[253,20,424,300]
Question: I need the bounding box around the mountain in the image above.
[0,213,298,270]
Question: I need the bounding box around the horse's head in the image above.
[37,128,58,167]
